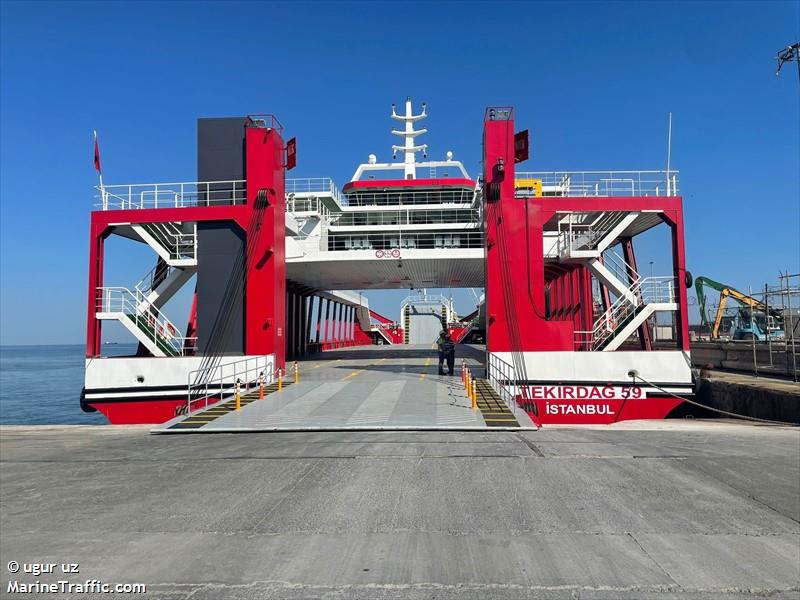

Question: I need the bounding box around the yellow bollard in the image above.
[294,360,299,384]
[258,371,264,400]
[471,379,478,410]
[235,380,241,411]
[278,369,283,392]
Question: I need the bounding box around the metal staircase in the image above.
[134,262,196,312]
[96,221,198,357]
[586,276,677,351]
[557,211,677,351]
[96,287,192,357]
[130,222,197,267]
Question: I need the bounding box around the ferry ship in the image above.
[82,99,693,426]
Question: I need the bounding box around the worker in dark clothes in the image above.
[437,330,447,375]
[437,330,456,375]
[444,334,456,375]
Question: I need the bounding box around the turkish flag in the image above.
[93,131,102,173]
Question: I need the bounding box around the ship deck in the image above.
[154,345,537,433]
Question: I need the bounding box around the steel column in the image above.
[621,237,653,351]
[323,299,331,343]
[295,291,302,357]
[304,294,314,355]
[284,290,289,358]
[334,303,342,345]
[86,224,107,357]
[315,296,323,344]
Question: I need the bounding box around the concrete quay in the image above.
[0,422,798,599]
[691,341,799,380]
[697,370,800,424]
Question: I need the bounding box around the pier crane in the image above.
[695,276,784,341]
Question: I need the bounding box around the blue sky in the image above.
[1,0,798,345]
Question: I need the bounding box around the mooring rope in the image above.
[629,371,798,427]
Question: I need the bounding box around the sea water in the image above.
[0,344,137,424]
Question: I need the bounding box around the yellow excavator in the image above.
[695,277,784,341]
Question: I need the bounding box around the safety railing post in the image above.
[471,374,478,410]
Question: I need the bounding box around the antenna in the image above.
[390,97,428,179]
[665,112,672,196]
[775,42,800,81]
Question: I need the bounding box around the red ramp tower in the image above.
[84,116,286,424]
[483,107,692,425]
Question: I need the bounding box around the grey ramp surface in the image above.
[1,423,798,599]
[158,344,503,431]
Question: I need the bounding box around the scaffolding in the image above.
[745,273,799,381]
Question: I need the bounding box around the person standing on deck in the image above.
[437,331,456,375]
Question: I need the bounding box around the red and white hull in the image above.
[83,355,275,424]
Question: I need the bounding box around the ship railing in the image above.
[95,180,247,210]
[344,187,476,206]
[286,177,345,205]
[286,194,335,227]
[516,170,679,198]
[185,355,271,414]
[331,207,480,227]
[402,293,450,306]
[327,231,484,251]
[96,287,193,356]
[486,352,521,418]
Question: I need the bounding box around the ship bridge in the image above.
[284,176,483,290]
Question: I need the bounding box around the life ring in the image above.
[166,323,177,337]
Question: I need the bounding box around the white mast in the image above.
[391,97,428,179]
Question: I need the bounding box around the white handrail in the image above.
[95,180,247,210]
[516,170,680,197]
[486,353,521,417]
[286,177,347,207]
[96,287,190,356]
[185,355,271,414]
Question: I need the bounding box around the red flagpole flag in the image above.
[93,131,102,174]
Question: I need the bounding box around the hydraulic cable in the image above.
[197,189,268,367]
[188,188,271,407]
